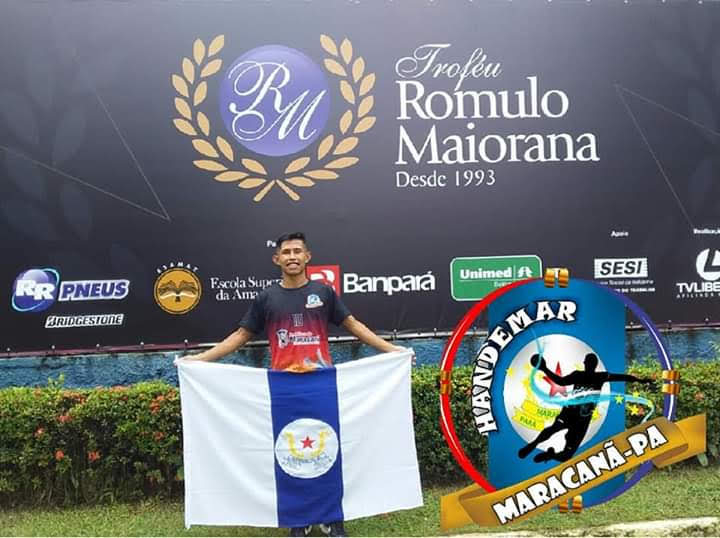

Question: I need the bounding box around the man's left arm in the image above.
[342,315,405,353]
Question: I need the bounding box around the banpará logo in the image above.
[12,268,130,313]
[307,265,341,295]
[593,258,648,279]
[171,35,376,202]
[308,265,436,296]
[154,262,202,314]
[274,418,339,479]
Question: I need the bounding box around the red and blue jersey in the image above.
[239,281,351,372]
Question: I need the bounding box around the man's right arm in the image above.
[181,327,254,362]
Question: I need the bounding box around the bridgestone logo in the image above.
[45,314,125,328]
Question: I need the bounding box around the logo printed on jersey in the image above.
[292,313,304,327]
[306,293,323,308]
[277,329,290,349]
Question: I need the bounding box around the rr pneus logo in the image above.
[171,35,376,202]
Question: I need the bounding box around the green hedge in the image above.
[0,360,718,506]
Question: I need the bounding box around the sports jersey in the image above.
[239,280,351,372]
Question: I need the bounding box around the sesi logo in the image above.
[593,258,648,279]
[307,265,341,296]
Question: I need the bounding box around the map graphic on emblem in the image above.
[274,418,339,479]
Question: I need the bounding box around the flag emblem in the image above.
[274,418,339,479]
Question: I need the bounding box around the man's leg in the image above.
[319,521,347,537]
[518,421,565,459]
[289,526,312,537]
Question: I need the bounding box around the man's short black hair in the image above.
[275,232,309,250]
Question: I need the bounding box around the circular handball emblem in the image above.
[170,34,376,202]
[12,268,60,313]
[154,268,202,315]
[218,45,330,156]
[503,335,610,453]
[274,418,339,479]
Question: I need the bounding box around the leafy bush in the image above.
[0,360,717,506]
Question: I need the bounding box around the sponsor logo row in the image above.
[9,249,720,330]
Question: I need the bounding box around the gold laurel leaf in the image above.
[208,35,225,57]
[340,38,353,64]
[339,110,353,134]
[174,98,191,119]
[201,59,222,78]
[215,171,248,182]
[193,39,206,65]
[192,139,219,158]
[182,58,195,85]
[173,118,197,136]
[241,158,267,175]
[317,135,334,160]
[323,58,347,77]
[354,116,376,133]
[216,136,234,162]
[285,157,310,174]
[358,96,374,118]
[340,80,355,104]
[238,178,267,189]
[194,160,226,171]
[326,157,359,169]
[197,112,210,136]
[359,73,376,96]
[286,176,315,188]
[305,169,339,180]
[320,34,338,57]
[352,57,365,83]
[333,137,359,155]
[193,81,207,106]
[171,74,189,98]
[254,180,276,202]
[277,180,300,201]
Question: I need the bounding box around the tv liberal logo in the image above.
[171,34,377,203]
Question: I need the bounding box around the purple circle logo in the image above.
[12,268,60,313]
[218,45,331,157]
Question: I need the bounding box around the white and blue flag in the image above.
[177,350,423,528]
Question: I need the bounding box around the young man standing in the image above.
[180,232,406,536]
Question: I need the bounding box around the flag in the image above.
[177,349,423,528]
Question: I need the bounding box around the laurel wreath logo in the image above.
[170,34,376,202]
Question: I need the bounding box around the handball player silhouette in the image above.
[517,353,654,463]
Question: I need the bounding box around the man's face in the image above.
[273,239,311,277]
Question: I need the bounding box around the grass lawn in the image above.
[2,465,719,536]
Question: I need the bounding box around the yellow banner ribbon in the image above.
[441,414,706,530]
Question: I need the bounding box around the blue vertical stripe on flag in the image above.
[268,368,344,528]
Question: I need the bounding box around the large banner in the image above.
[1,1,719,352]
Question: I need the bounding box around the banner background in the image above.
[1,1,719,351]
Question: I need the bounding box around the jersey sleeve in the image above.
[329,289,351,326]
[238,293,266,334]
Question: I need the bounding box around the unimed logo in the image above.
[593,258,648,279]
